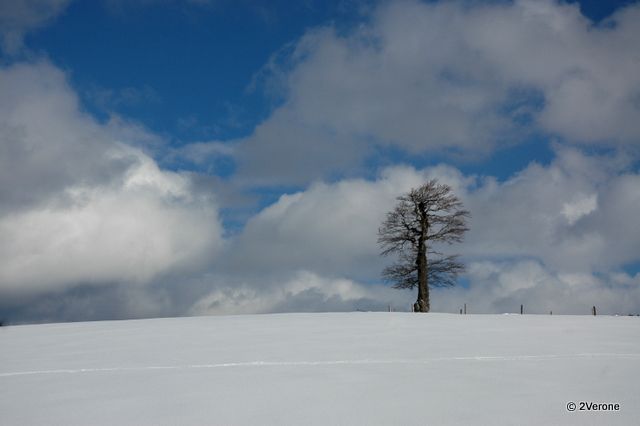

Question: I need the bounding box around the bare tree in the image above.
[378,180,469,312]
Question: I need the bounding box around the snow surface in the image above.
[1,313,639,425]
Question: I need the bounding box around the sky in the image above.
[1,0,640,323]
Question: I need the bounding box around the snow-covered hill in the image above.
[1,313,638,425]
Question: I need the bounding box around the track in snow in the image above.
[2,352,639,378]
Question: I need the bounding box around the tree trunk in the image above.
[415,203,430,313]
[415,245,430,312]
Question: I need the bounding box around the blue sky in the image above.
[1,0,640,323]
[28,1,359,141]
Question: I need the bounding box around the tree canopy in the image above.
[378,179,470,312]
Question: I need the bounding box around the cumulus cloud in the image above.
[202,146,640,316]
[2,64,636,320]
[227,148,621,282]
[190,270,413,316]
[0,147,221,296]
[219,170,413,279]
[0,62,133,214]
[0,61,223,320]
[216,160,477,283]
[5,63,634,321]
[463,146,640,272]
[432,260,640,315]
[3,1,640,322]
[231,0,640,184]
[0,0,71,54]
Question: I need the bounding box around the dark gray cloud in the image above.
[0,62,136,214]
[0,283,165,324]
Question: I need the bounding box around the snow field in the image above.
[1,313,638,425]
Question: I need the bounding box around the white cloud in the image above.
[462,146,640,272]
[0,146,221,297]
[234,0,640,184]
[3,1,640,321]
[0,0,72,54]
[432,260,640,315]
[0,61,223,304]
[561,193,597,225]
[207,145,640,315]
[3,61,637,319]
[190,270,413,316]
[225,145,640,281]
[219,165,437,279]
